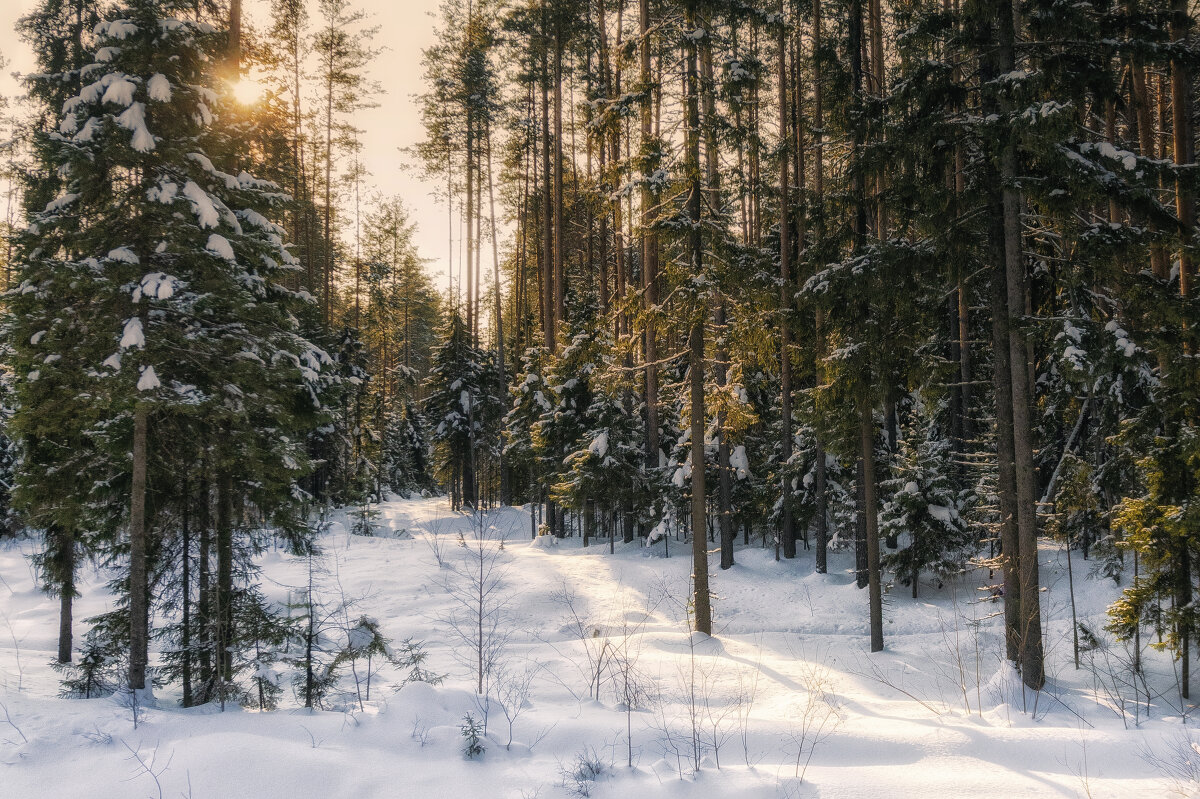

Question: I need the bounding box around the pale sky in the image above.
[1,0,453,290]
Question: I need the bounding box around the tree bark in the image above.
[1171,0,1195,299]
[861,397,884,652]
[812,0,828,575]
[998,0,1044,690]
[216,465,234,687]
[685,3,711,636]
[56,526,74,664]
[181,475,192,706]
[128,403,149,691]
[640,0,660,470]
[553,30,565,333]
[541,10,555,352]
[777,0,796,560]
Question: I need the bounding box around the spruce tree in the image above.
[8,0,327,691]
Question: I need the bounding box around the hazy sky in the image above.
[1,0,453,289]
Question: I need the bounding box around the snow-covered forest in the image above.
[0,0,1199,796]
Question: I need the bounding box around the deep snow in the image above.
[0,495,1195,798]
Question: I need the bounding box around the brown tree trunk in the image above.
[813,0,829,574]
[998,0,1044,690]
[640,0,660,469]
[180,476,192,706]
[541,11,555,351]
[1170,0,1194,696]
[216,465,234,687]
[553,31,565,334]
[861,396,884,652]
[1129,5,1169,278]
[486,120,509,504]
[1171,0,1195,300]
[128,403,149,691]
[777,0,796,560]
[57,526,74,664]
[685,3,712,635]
[197,470,212,697]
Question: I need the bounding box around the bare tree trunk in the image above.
[997,0,1044,691]
[1171,0,1195,300]
[180,476,192,706]
[128,404,149,691]
[812,0,828,574]
[777,0,796,560]
[861,397,883,652]
[197,470,212,697]
[216,465,234,687]
[486,120,509,504]
[640,0,660,471]
[553,30,565,334]
[1129,0,1169,278]
[541,10,555,351]
[466,102,475,336]
[56,525,74,664]
[1170,0,1195,698]
[685,2,712,635]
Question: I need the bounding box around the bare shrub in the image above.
[558,746,610,798]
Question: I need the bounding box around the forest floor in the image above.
[0,495,1195,798]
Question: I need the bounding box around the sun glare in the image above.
[231,77,263,105]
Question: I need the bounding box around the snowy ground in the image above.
[0,495,1195,798]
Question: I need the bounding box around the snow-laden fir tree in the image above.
[504,346,552,534]
[536,319,604,537]
[6,0,328,692]
[426,312,502,510]
[556,330,645,548]
[880,402,974,598]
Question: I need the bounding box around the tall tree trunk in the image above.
[541,14,555,352]
[56,526,74,664]
[1171,0,1195,300]
[991,230,1023,664]
[861,396,884,652]
[640,0,660,469]
[1170,0,1194,696]
[197,470,212,697]
[216,465,234,687]
[486,120,509,504]
[128,403,149,691]
[850,0,872,596]
[553,31,565,333]
[998,0,1044,691]
[180,475,192,707]
[466,103,475,337]
[229,0,242,72]
[697,8,733,571]
[812,0,829,574]
[1129,1,1168,278]
[685,2,711,636]
[777,0,796,560]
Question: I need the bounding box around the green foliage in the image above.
[53,635,122,699]
[880,404,974,590]
[460,712,485,759]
